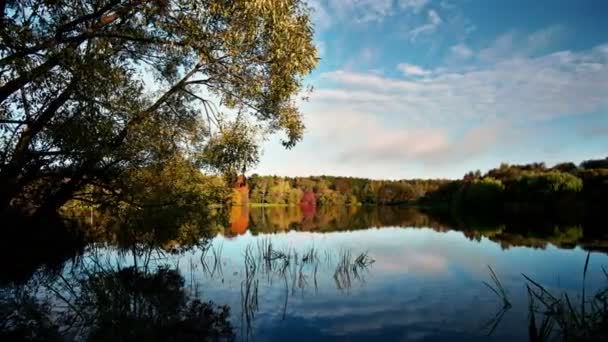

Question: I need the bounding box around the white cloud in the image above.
[527,25,565,50]
[324,44,608,122]
[316,40,326,57]
[310,43,608,166]
[479,26,565,62]
[327,0,395,23]
[429,9,442,25]
[312,88,394,102]
[342,47,380,70]
[308,0,332,30]
[309,0,441,28]
[478,32,516,62]
[450,43,473,59]
[398,0,430,13]
[336,120,449,163]
[397,63,432,76]
[305,107,506,167]
[359,47,377,62]
[408,9,443,41]
[440,0,456,9]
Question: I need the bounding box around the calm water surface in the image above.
[2,206,607,341]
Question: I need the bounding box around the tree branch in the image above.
[0,0,131,67]
[0,1,143,103]
[184,78,212,85]
[31,150,70,156]
[113,65,202,145]
[57,0,122,35]
[1,81,76,182]
[180,88,220,128]
[0,55,61,104]
[95,33,187,47]
[0,119,30,124]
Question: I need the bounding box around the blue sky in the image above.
[252,0,608,179]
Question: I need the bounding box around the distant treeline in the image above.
[246,157,608,211]
[246,174,449,206]
[423,158,608,214]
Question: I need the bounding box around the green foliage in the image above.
[267,179,292,205]
[361,181,378,204]
[246,175,448,206]
[199,119,260,185]
[249,176,270,203]
[245,159,604,214]
[318,189,346,206]
[552,162,578,173]
[62,157,230,249]
[287,187,303,204]
[509,171,582,198]
[462,177,505,208]
[580,157,608,170]
[377,182,418,204]
[577,168,608,206]
[0,0,318,215]
[422,160,602,215]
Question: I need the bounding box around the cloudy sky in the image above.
[252,0,608,179]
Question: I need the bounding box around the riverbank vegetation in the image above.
[244,158,608,214]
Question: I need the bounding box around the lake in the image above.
[2,206,607,341]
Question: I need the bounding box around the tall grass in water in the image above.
[483,265,511,309]
[485,252,608,341]
[302,246,318,264]
[523,252,608,341]
[481,265,512,335]
[199,241,223,278]
[241,245,259,340]
[197,240,379,339]
[333,250,375,291]
[526,283,555,342]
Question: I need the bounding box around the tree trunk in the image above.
[0,84,75,211]
[0,56,61,104]
[0,0,6,20]
[33,176,84,218]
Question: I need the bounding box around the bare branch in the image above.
[180,87,222,129]
[185,78,212,85]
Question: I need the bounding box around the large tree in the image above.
[0,0,317,216]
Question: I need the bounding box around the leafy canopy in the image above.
[0,0,318,214]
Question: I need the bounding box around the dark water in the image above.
[2,206,608,341]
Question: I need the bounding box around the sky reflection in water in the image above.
[171,207,608,341]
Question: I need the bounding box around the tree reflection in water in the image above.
[1,246,235,341]
[226,205,608,253]
[2,205,608,341]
